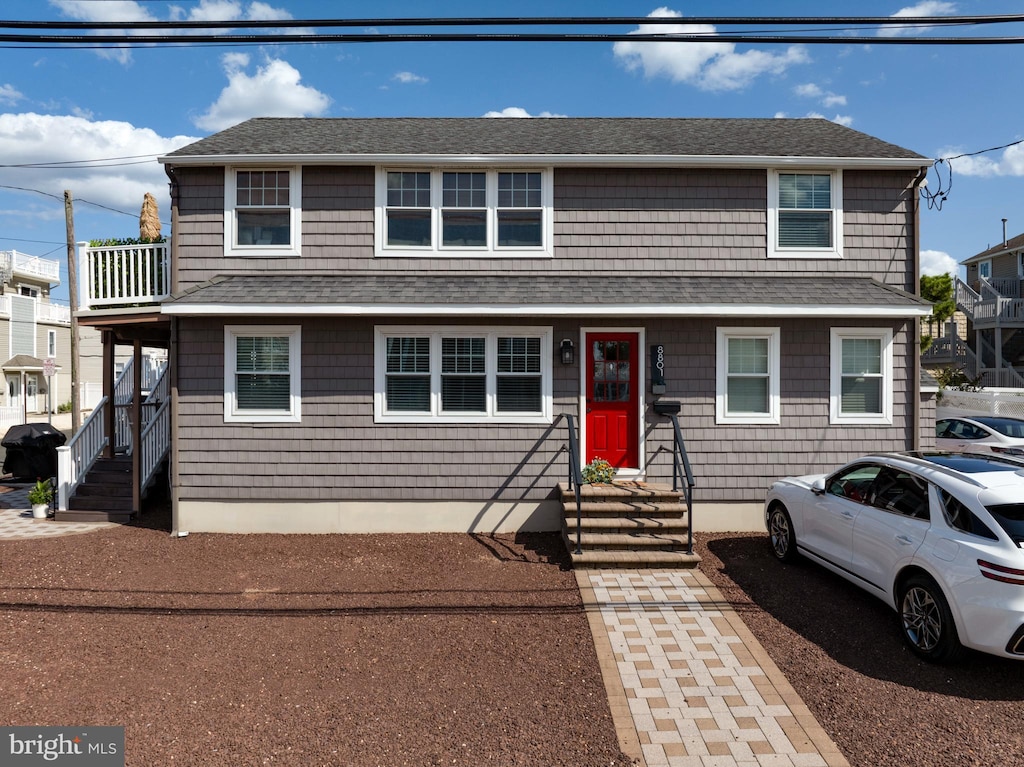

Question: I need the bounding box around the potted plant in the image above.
[28,479,53,519]
[581,457,615,485]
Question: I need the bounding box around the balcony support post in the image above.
[102,330,115,459]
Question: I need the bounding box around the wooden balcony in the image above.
[77,240,170,310]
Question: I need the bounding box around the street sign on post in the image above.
[43,358,55,425]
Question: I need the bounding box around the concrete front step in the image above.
[568,531,693,551]
[563,501,690,516]
[564,516,689,533]
[558,481,684,502]
[566,546,701,569]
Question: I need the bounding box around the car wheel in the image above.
[898,574,966,663]
[767,503,798,563]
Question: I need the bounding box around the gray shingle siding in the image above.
[173,166,919,291]
[176,316,914,506]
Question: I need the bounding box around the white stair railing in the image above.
[55,398,109,511]
[140,399,170,494]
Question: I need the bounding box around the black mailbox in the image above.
[652,400,681,416]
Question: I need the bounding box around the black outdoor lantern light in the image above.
[560,338,575,365]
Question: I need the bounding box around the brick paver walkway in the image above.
[577,569,850,767]
[0,482,116,539]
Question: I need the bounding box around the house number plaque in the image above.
[651,345,666,394]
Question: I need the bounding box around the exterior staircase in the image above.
[55,455,134,523]
[559,481,701,568]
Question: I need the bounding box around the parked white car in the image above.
[765,452,1024,662]
[936,415,1024,456]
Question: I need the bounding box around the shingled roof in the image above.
[163,117,926,162]
[162,274,930,317]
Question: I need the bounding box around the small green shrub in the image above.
[28,479,53,506]
[57,400,72,414]
[581,457,615,484]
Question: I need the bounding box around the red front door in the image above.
[585,332,639,469]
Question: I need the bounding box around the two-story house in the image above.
[64,117,933,557]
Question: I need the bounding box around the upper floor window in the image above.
[979,259,992,280]
[376,168,552,257]
[19,286,38,298]
[830,328,893,425]
[224,167,302,257]
[47,330,56,358]
[767,170,843,259]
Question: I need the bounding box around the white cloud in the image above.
[613,7,809,91]
[393,72,428,84]
[193,54,331,132]
[482,107,568,118]
[937,142,1024,177]
[0,85,24,105]
[774,111,853,127]
[794,82,847,108]
[0,112,197,229]
[879,2,957,37]
[921,248,958,276]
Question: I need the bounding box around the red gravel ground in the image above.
[0,504,633,767]
[696,532,1024,767]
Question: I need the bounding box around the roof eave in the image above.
[161,302,930,318]
[159,153,930,170]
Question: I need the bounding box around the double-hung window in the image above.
[225,167,301,256]
[715,327,780,425]
[376,326,551,423]
[224,325,302,423]
[830,328,893,424]
[768,169,842,258]
[377,168,552,257]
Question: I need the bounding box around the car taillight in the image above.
[992,446,1024,456]
[978,559,1024,584]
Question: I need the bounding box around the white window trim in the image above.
[224,325,302,423]
[767,169,843,259]
[224,166,302,258]
[374,325,553,424]
[829,327,893,425]
[46,329,56,358]
[374,167,554,258]
[715,327,781,425]
[978,259,992,280]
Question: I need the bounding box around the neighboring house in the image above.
[0,249,93,419]
[943,232,1024,387]
[69,117,934,537]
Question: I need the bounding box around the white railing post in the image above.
[77,241,90,310]
[57,445,71,511]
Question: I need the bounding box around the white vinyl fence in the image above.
[938,388,1024,420]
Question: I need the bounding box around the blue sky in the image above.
[1,0,1022,306]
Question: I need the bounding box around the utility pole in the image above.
[64,190,81,433]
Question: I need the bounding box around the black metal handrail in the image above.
[562,413,584,555]
[665,413,696,556]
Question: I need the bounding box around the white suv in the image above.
[765,452,1024,662]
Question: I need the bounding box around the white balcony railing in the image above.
[0,250,61,284]
[78,241,170,309]
[36,302,71,325]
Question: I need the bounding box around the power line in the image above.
[3,14,1022,30]
[0,184,170,226]
[2,32,1024,47]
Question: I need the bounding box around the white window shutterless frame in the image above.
[715,327,781,425]
[767,169,843,259]
[830,328,893,425]
[224,167,302,257]
[375,168,553,258]
[224,325,302,423]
